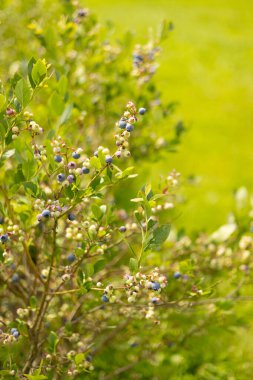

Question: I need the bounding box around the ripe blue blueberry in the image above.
[152,282,160,291]
[11,274,19,283]
[82,167,90,174]
[119,226,126,233]
[105,155,113,164]
[126,123,134,132]
[0,234,8,243]
[54,155,62,163]
[119,120,127,129]
[151,297,159,304]
[72,152,81,159]
[57,173,65,182]
[67,253,76,263]
[101,294,109,302]
[67,175,75,183]
[11,328,18,334]
[42,209,51,218]
[139,107,146,115]
[94,150,98,157]
[174,271,181,279]
[68,213,76,221]
[12,330,19,338]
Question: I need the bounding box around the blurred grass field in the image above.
[86,0,253,232]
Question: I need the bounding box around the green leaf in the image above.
[144,224,170,251]
[147,217,157,230]
[49,92,64,116]
[0,94,6,110]
[15,78,32,108]
[47,129,55,140]
[14,164,25,184]
[94,259,106,273]
[58,104,72,126]
[91,204,103,220]
[47,331,59,354]
[84,263,94,277]
[32,59,47,86]
[151,224,171,245]
[28,57,37,88]
[23,182,38,196]
[129,258,138,273]
[57,75,68,96]
[90,156,101,170]
[115,166,136,179]
[144,183,153,200]
[75,353,85,365]
[24,375,48,380]
[29,295,38,309]
[77,269,84,286]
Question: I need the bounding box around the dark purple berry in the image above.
[0,234,8,243]
[82,167,90,174]
[67,253,76,263]
[72,152,81,159]
[151,282,160,291]
[68,213,76,221]
[105,155,113,164]
[139,107,146,115]
[119,226,126,233]
[42,210,51,218]
[101,294,109,302]
[12,330,19,339]
[54,155,62,163]
[174,271,181,279]
[119,120,127,129]
[57,173,65,182]
[126,124,134,132]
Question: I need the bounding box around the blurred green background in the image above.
[85,0,253,232]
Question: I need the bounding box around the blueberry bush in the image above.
[1,2,253,379]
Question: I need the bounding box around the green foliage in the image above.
[0,1,252,380]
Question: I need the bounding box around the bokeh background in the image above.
[85,0,253,232]
[1,0,252,232]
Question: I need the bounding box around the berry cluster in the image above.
[132,43,160,84]
[101,284,116,303]
[0,327,19,345]
[114,101,146,159]
[124,269,167,303]
[35,199,62,221]
[52,138,91,183]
